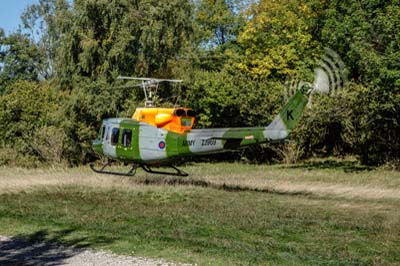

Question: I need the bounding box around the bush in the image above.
[31,126,67,164]
[294,82,400,166]
[293,88,356,158]
[0,80,64,166]
[0,147,40,168]
[275,141,304,165]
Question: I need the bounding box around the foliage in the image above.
[319,0,400,165]
[31,125,67,164]
[52,0,193,84]
[0,81,53,146]
[21,0,71,79]
[194,0,244,47]
[353,85,400,166]
[183,69,283,128]
[234,0,321,79]
[294,89,357,157]
[275,141,304,164]
[0,81,62,165]
[0,30,44,88]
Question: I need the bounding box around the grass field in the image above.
[0,159,399,265]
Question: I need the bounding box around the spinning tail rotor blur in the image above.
[285,48,348,105]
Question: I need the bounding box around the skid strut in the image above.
[90,162,137,177]
[141,164,188,177]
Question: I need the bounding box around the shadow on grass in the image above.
[0,228,117,266]
[282,159,374,172]
[137,176,311,197]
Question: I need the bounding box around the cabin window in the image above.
[101,126,105,139]
[105,126,110,141]
[186,110,196,117]
[122,128,132,147]
[181,117,192,127]
[111,127,119,146]
[174,109,186,117]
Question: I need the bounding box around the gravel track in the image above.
[0,236,191,266]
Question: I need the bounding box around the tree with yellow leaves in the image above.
[234,0,323,79]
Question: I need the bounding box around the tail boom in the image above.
[170,89,309,155]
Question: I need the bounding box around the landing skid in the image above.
[140,164,188,177]
[89,162,188,177]
[90,162,137,176]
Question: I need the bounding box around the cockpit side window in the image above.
[105,126,110,141]
[181,117,192,127]
[174,109,186,117]
[111,127,120,146]
[122,128,132,147]
[186,110,196,117]
[101,125,105,140]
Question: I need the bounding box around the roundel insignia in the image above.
[158,141,166,149]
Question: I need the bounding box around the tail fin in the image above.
[265,90,309,140]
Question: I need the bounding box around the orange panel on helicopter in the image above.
[132,108,196,134]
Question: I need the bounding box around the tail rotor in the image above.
[313,48,347,95]
[286,48,348,103]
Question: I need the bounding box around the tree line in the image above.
[0,0,399,167]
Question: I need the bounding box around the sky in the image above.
[0,0,39,34]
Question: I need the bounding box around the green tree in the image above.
[21,0,71,79]
[195,0,243,46]
[189,0,248,71]
[320,0,400,165]
[0,80,62,164]
[0,30,44,88]
[52,0,193,84]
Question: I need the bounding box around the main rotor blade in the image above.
[117,76,183,83]
[113,83,143,89]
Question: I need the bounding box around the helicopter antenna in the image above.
[174,94,181,108]
[117,76,183,107]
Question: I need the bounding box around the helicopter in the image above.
[90,75,313,177]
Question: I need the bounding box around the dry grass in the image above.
[1,162,399,201]
[187,163,400,201]
[0,166,141,193]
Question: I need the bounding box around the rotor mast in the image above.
[117,76,183,107]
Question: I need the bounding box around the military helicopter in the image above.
[90,76,312,177]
